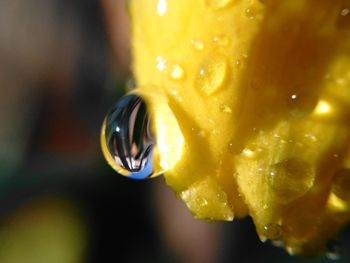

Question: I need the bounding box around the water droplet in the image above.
[290,93,298,100]
[156,56,167,72]
[213,35,229,46]
[341,8,349,17]
[268,158,314,203]
[303,133,317,142]
[326,240,342,260]
[196,55,228,96]
[206,0,233,9]
[219,104,232,113]
[314,100,332,115]
[170,89,183,102]
[263,223,282,240]
[337,6,350,29]
[101,94,156,179]
[227,142,235,153]
[180,177,234,220]
[335,78,347,87]
[157,0,167,16]
[286,246,296,256]
[235,59,241,66]
[332,168,350,201]
[287,91,318,117]
[191,39,205,51]
[170,64,184,80]
[191,127,206,137]
[241,148,256,158]
[245,7,256,19]
[196,197,209,207]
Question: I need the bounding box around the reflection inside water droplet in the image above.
[101,94,156,179]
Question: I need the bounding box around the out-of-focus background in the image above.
[0,1,350,262]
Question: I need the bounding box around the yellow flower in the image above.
[103,0,350,256]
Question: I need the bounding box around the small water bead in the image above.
[335,78,348,87]
[101,94,156,179]
[314,100,332,115]
[341,8,350,17]
[191,127,206,137]
[290,93,298,100]
[196,54,228,96]
[227,142,236,154]
[333,153,340,159]
[205,0,233,10]
[245,7,256,19]
[219,103,232,113]
[263,223,282,240]
[156,56,167,72]
[180,177,234,220]
[213,35,229,46]
[170,89,183,102]
[190,39,205,51]
[337,6,350,29]
[170,64,185,80]
[287,92,318,117]
[332,168,350,201]
[303,133,317,142]
[268,158,314,203]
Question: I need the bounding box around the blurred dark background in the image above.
[0,1,349,262]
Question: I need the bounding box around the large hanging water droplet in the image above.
[101,94,155,179]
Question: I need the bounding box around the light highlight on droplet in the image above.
[314,100,332,115]
[157,0,167,16]
[156,56,166,72]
